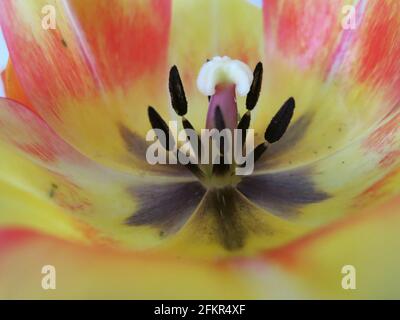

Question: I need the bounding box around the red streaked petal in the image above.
[355,0,400,105]
[262,0,400,104]
[253,0,400,171]
[0,0,172,170]
[64,0,171,91]
[0,97,93,169]
[263,0,344,71]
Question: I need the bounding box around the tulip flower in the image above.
[0,0,399,299]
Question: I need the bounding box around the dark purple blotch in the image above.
[119,124,192,177]
[126,181,206,235]
[237,167,329,219]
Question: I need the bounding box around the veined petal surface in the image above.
[0,0,172,171]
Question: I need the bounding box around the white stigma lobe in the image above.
[197,56,253,97]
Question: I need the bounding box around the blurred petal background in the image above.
[0,0,399,299]
[0,30,9,96]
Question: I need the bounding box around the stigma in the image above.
[197,56,253,130]
[197,56,254,97]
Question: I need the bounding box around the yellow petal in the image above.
[261,193,400,298]
[169,0,263,130]
[0,98,196,249]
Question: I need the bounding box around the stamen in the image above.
[212,157,230,176]
[147,106,174,151]
[237,111,251,146]
[168,66,203,162]
[253,142,268,163]
[181,158,204,178]
[214,105,226,131]
[169,66,187,116]
[239,142,268,168]
[182,116,203,160]
[149,61,294,182]
[212,106,230,175]
[147,106,204,178]
[264,97,295,143]
[242,97,295,167]
[214,106,229,157]
[246,62,263,110]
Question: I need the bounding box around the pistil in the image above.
[206,84,237,130]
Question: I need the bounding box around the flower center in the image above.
[147,56,295,188]
[124,58,306,251]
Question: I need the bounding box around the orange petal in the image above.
[0,228,253,299]
[2,60,33,111]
